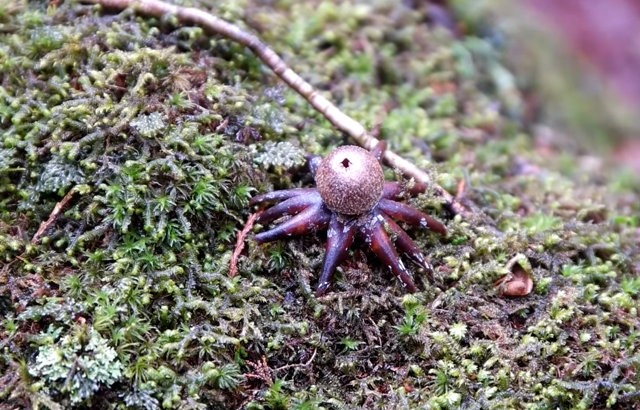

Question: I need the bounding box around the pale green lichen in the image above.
[29,327,123,404]
[35,157,85,193]
[252,141,307,170]
[130,112,166,138]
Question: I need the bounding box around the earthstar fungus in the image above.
[251,143,447,296]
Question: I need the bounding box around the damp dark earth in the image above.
[0,1,639,409]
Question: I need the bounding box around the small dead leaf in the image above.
[494,254,534,297]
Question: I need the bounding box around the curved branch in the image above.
[83,0,464,214]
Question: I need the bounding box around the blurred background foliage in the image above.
[451,0,640,170]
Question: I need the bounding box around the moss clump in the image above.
[1,0,639,409]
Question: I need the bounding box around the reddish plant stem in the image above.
[229,210,261,277]
[32,188,77,244]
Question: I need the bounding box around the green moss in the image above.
[0,0,638,409]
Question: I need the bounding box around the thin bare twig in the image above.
[273,348,317,373]
[31,187,77,244]
[229,210,261,277]
[83,0,464,214]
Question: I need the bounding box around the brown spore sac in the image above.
[315,145,384,215]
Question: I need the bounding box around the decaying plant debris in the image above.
[0,0,639,409]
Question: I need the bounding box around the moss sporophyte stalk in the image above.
[0,0,638,409]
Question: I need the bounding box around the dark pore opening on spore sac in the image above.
[341,157,351,168]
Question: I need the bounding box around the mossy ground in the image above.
[1,0,639,409]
